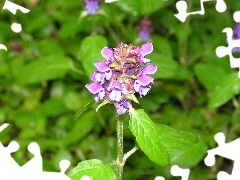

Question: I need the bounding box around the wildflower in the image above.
[84,0,100,15]
[138,18,153,42]
[232,24,240,52]
[85,42,157,114]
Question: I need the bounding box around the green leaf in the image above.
[80,36,108,77]
[17,55,73,84]
[68,159,116,180]
[116,0,164,16]
[194,63,226,90]
[149,53,191,81]
[208,72,240,109]
[40,98,70,117]
[63,111,96,146]
[152,35,173,58]
[156,124,199,154]
[170,138,208,168]
[129,108,169,166]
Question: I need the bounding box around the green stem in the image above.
[116,115,124,180]
[178,0,192,113]
[123,145,139,163]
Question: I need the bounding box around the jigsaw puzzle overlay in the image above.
[0,0,30,51]
[216,11,240,78]
[0,123,71,180]
[175,0,227,22]
[205,132,240,180]
[1,0,240,180]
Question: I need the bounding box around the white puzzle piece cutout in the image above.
[154,165,190,180]
[204,132,240,180]
[0,123,71,180]
[0,1,30,50]
[175,0,227,22]
[216,11,240,78]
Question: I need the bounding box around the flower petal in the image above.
[85,82,103,94]
[94,61,109,72]
[85,0,99,14]
[136,75,153,86]
[142,64,157,75]
[140,42,153,56]
[139,86,151,97]
[115,100,130,114]
[101,47,114,61]
[109,90,122,101]
[234,24,240,38]
[108,81,122,91]
[139,29,150,42]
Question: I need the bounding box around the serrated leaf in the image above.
[156,124,199,154]
[208,72,240,109]
[80,35,108,77]
[129,108,169,166]
[17,55,73,84]
[68,159,116,180]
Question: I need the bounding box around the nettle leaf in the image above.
[80,35,108,77]
[156,124,199,154]
[208,72,240,109]
[129,108,170,166]
[17,55,73,84]
[68,159,116,180]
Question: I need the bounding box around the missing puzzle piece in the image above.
[204,132,240,179]
[175,0,227,22]
[0,123,71,180]
[154,165,190,180]
[216,27,240,78]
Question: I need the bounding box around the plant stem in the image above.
[116,115,124,180]
[123,145,139,163]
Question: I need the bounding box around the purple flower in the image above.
[84,0,100,15]
[107,81,123,101]
[231,24,240,52]
[139,30,150,42]
[138,18,153,42]
[85,82,106,102]
[85,42,157,114]
[116,100,130,115]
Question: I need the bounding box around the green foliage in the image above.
[80,36,108,77]
[17,55,74,84]
[129,108,170,166]
[0,0,239,179]
[68,159,116,180]
[208,72,240,109]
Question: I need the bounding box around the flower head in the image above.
[232,24,240,52]
[138,18,153,42]
[85,42,157,114]
[84,0,100,15]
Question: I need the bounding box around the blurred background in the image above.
[0,0,240,179]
